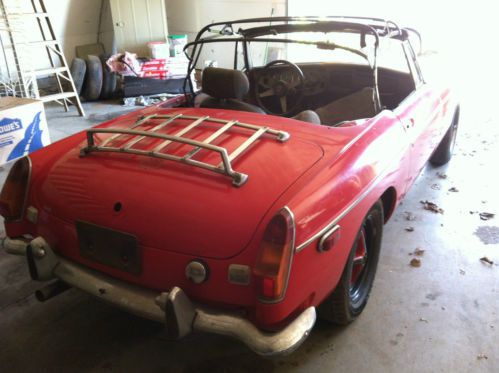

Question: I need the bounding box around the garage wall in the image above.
[0,0,103,82]
[0,0,285,84]
[166,0,286,36]
[166,0,286,68]
[45,0,103,65]
[98,0,116,55]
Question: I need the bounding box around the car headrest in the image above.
[202,67,250,100]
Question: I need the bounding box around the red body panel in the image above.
[6,83,458,330]
[36,108,324,259]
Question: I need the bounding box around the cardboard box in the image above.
[140,59,167,72]
[0,97,51,165]
[140,71,169,79]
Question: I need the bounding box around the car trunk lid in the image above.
[38,108,324,259]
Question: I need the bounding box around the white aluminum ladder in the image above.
[0,0,84,116]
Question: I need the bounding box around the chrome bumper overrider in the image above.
[1,236,316,356]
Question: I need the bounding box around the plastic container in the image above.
[147,41,169,59]
[168,34,188,57]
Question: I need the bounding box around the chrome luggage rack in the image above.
[80,113,290,187]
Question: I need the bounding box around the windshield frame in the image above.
[183,17,417,110]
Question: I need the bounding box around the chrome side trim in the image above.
[283,206,297,252]
[337,114,383,159]
[296,170,385,253]
[282,206,296,301]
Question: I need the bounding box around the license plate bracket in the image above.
[76,220,141,275]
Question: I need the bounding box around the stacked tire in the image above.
[70,54,117,101]
[99,54,117,99]
[70,57,86,95]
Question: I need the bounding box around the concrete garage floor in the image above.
[0,94,498,372]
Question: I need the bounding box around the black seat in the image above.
[292,110,321,125]
[198,67,322,124]
[315,87,378,126]
[199,67,265,114]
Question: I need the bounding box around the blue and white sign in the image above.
[0,117,23,135]
[0,97,50,165]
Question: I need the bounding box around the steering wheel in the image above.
[255,60,305,116]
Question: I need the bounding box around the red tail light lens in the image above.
[0,157,31,221]
[254,207,296,303]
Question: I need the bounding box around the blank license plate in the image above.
[76,220,141,275]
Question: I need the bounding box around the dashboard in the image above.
[248,62,415,110]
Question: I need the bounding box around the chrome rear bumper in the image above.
[1,236,316,356]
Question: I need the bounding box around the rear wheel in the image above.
[318,200,383,325]
[429,110,459,166]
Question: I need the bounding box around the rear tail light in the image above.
[0,157,31,221]
[253,207,296,303]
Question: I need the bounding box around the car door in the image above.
[394,41,442,192]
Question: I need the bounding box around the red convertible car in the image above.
[1,17,458,356]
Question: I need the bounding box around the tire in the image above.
[318,200,383,325]
[70,57,86,95]
[429,110,459,166]
[82,55,103,101]
[99,53,117,99]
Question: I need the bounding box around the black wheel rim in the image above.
[450,120,458,153]
[349,217,375,305]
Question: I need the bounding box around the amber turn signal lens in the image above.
[0,157,31,221]
[253,208,295,302]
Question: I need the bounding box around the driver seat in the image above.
[199,67,265,114]
[198,68,321,124]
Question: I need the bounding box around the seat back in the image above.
[199,67,265,114]
[316,87,378,126]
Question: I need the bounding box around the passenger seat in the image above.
[316,87,378,126]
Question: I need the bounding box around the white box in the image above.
[0,97,51,165]
[147,41,170,59]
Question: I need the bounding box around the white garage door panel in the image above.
[148,0,169,41]
[111,0,168,56]
[132,1,152,43]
